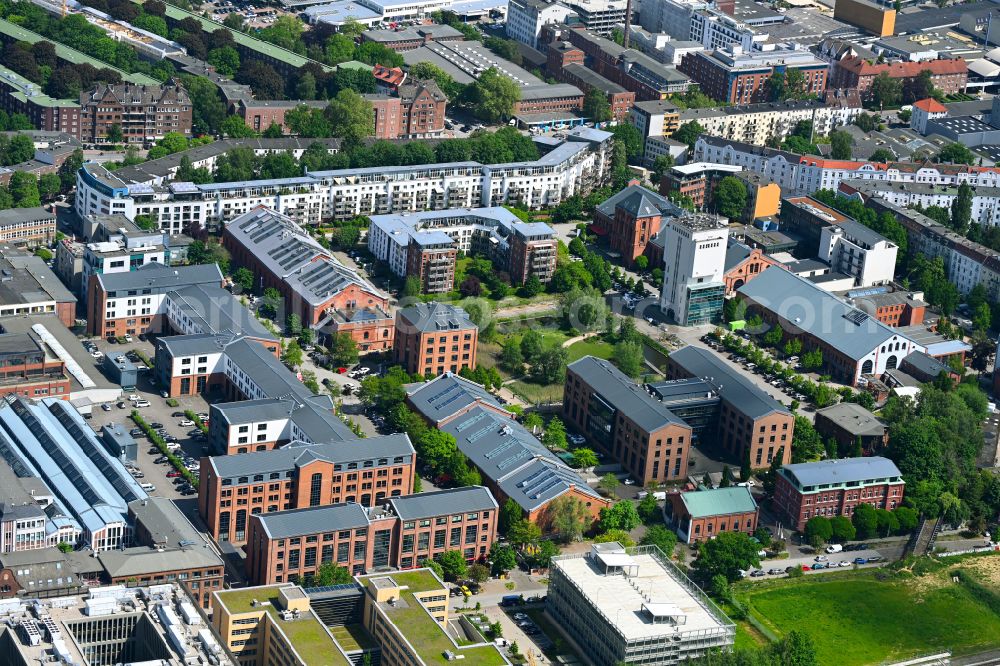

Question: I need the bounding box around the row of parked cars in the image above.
[702,336,810,403]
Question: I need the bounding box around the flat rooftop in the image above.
[215,585,350,666]
[552,547,732,642]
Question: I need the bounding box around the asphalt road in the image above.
[747,547,888,579]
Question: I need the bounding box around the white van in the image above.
[825,544,843,554]
[140,483,156,492]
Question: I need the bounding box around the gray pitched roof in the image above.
[254,502,370,539]
[397,303,476,334]
[567,356,686,431]
[167,284,276,340]
[156,333,225,357]
[208,434,415,480]
[663,346,789,420]
[737,267,911,361]
[390,486,497,520]
[901,351,952,379]
[440,406,601,512]
[225,208,383,308]
[97,261,222,294]
[780,456,903,489]
[212,398,298,425]
[815,402,886,438]
[724,241,753,273]
[406,372,503,424]
[596,184,674,220]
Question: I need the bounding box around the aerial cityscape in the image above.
[1,0,1000,661]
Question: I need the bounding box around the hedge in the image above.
[131,411,199,488]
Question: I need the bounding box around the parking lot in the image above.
[746,545,887,580]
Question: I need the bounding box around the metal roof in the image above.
[390,486,497,520]
[255,502,370,539]
[209,434,414,480]
[737,267,914,361]
[397,303,476,334]
[815,402,886,438]
[780,456,903,489]
[97,262,222,294]
[596,184,675,220]
[406,372,503,424]
[167,284,276,341]
[567,356,687,431]
[440,406,601,512]
[663,346,789,420]
[679,486,757,519]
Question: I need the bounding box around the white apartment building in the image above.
[639,0,707,40]
[507,0,577,47]
[694,135,1000,197]
[80,233,168,301]
[660,213,730,326]
[690,9,763,51]
[681,99,863,146]
[818,220,897,288]
[564,0,627,34]
[76,129,614,231]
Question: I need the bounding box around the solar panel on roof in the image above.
[844,310,869,326]
[455,411,489,432]
[496,449,531,471]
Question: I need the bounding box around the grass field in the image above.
[737,559,1000,665]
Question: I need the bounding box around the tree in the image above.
[641,524,677,554]
[499,337,524,374]
[870,72,902,109]
[582,87,611,123]
[401,276,421,297]
[599,500,640,532]
[870,147,895,163]
[329,332,359,366]
[572,447,598,468]
[937,142,976,166]
[830,516,856,543]
[714,176,747,220]
[852,503,878,539]
[233,267,254,292]
[637,492,660,524]
[951,181,973,234]
[875,508,899,537]
[600,472,620,496]
[435,550,469,580]
[499,498,523,534]
[542,416,568,449]
[519,330,543,363]
[471,67,521,122]
[611,123,643,161]
[220,114,256,138]
[829,130,853,160]
[673,120,704,148]
[612,340,643,378]
[207,45,240,77]
[37,174,61,201]
[521,274,543,297]
[9,172,40,208]
[326,90,374,147]
[523,412,544,433]
[547,495,590,542]
[468,562,490,584]
[490,543,517,574]
[804,515,833,547]
[420,557,444,579]
[792,415,823,462]
[894,506,919,533]
[694,531,761,583]
[905,69,936,104]
[507,519,542,548]
[531,346,567,385]
[313,562,352,586]
[283,340,304,369]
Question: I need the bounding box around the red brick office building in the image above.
[666,486,759,544]
[198,435,416,546]
[244,486,498,585]
[774,457,905,531]
[593,184,673,266]
[831,57,967,100]
[394,303,478,377]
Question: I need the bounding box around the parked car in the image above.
[853,557,868,565]
[166,471,181,478]
[101,403,111,411]
[814,555,828,562]
[179,419,194,426]
[135,400,150,408]
[811,562,827,570]
[171,411,186,418]
[149,422,163,429]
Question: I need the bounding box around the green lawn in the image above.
[565,338,614,362]
[738,570,1000,664]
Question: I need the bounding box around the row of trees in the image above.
[804,505,919,546]
[0,40,126,100]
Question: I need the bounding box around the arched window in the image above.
[861,360,873,375]
[886,355,898,370]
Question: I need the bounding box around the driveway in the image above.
[744,547,889,579]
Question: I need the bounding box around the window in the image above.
[309,473,322,506]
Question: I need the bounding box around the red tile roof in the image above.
[913,98,947,113]
[373,64,407,87]
[839,57,967,78]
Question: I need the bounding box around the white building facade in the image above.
[507,0,577,46]
[660,213,730,326]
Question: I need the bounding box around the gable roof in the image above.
[97,262,222,293]
[680,487,757,518]
[737,267,914,361]
[390,486,497,521]
[815,402,886,438]
[567,356,686,431]
[664,346,790,420]
[596,184,674,220]
[781,456,902,489]
[406,372,503,425]
[440,406,602,512]
[254,502,370,539]
[397,303,476,334]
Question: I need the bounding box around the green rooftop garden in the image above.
[366,571,508,666]
[216,587,351,666]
